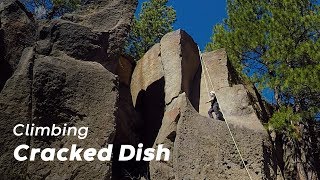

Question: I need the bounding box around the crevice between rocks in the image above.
[112,77,165,179]
[26,48,36,176]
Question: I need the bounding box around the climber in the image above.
[206,91,224,120]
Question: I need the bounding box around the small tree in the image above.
[125,0,176,60]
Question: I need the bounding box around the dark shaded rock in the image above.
[0,0,137,179]
[26,54,118,179]
[46,0,138,73]
[0,0,36,91]
[0,49,119,179]
[0,47,34,178]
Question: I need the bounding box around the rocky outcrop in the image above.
[0,46,119,180]
[160,30,201,109]
[35,0,136,73]
[0,0,36,90]
[199,49,268,131]
[131,43,163,107]
[0,48,33,178]
[130,32,277,179]
[150,93,272,180]
[131,30,201,146]
[0,1,299,179]
[0,0,137,179]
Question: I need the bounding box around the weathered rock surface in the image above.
[160,30,201,109]
[0,47,119,179]
[140,36,276,179]
[150,93,273,180]
[28,54,118,179]
[199,49,267,131]
[131,30,201,110]
[0,0,137,179]
[0,48,34,178]
[117,55,136,86]
[0,0,36,90]
[131,43,163,107]
[36,1,136,73]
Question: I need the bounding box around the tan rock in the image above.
[150,93,273,180]
[200,48,265,131]
[160,30,201,108]
[131,43,163,107]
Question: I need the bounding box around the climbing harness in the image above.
[200,53,253,180]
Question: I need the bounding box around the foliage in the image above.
[125,0,176,60]
[21,0,80,19]
[269,107,301,139]
[206,0,320,137]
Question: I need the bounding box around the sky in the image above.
[137,0,227,50]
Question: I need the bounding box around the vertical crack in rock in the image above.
[26,48,35,171]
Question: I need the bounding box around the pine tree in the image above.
[125,0,176,60]
[206,0,320,178]
[207,0,320,136]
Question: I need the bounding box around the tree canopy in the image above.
[206,0,320,138]
[124,0,176,60]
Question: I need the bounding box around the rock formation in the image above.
[0,0,137,179]
[0,1,310,179]
[199,49,268,131]
[0,0,36,90]
[129,30,276,179]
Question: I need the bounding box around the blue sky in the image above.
[137,0,227,50]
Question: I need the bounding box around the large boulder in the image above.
[0,48,34,178]
[29,54,118,179]
[0,48,119,179]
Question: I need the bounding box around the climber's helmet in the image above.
[209,91,215,97]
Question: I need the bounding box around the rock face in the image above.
[0,43,119,180]
[131,30,201,146]
[199,49,268,131]
[0,0,137,179]
[35,0,137,73]
[130,33,276,179]
[0,48,34,178]
[0,0,36,90]
[150,93,272,180]
[160,30,201,109]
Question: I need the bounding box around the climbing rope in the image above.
[200,54,253,180]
